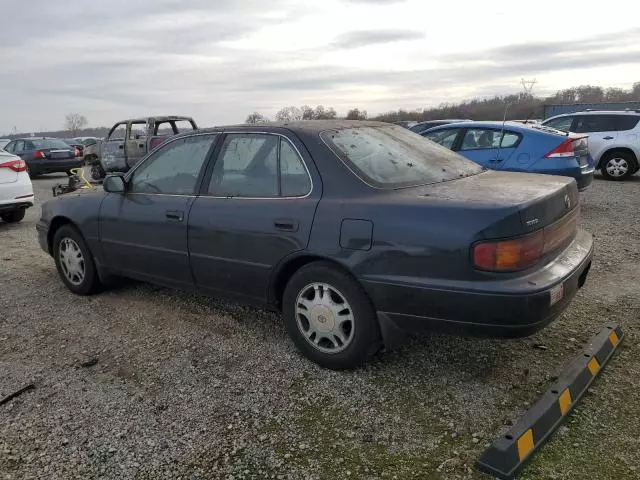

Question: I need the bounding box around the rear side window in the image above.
[322,125,482,188]
[544,116,573,131]
[573,115,617,133]
[424,129,459,149]
[615,115,640,131]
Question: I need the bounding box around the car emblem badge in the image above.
[564,194,571,209]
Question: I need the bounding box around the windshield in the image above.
[33,139,73,149]
[321,125,482,188]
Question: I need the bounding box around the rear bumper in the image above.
[28,159,85,174]
[365,229,593,338]
[0,200,33,213]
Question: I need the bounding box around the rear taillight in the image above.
[0,159,28,172]
[473,209,579,271]
[74,148,81,157]
[544,138,574,158]
[33,150,46,159]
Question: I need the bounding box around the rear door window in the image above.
[544,116,574,131]
[460,129,500,150]
[13,140,25,153]
[573,115,617,133]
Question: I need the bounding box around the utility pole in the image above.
[521,78,537,96]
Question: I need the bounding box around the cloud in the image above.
[0,0,639,133]
[330,29,424,49]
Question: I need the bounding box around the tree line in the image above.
[246,82,640,124]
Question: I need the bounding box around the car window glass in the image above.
[129,135,216,195]
[615,115,640,131]
[322,125,481,188]
[208,134,279,197]
[544,117,573,131]
[4,142,15,153]
[14,140,25,153]
[460,129,500,150]
[280,138,311,197]
[25,141,36,150]
[501,132,520,148]
[33,139,72,149]
[108,124,126,141]
[573,115,616,133]
[424,129,458,149]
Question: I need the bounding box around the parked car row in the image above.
[38,121,593,369]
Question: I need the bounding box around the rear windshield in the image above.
[321,125,482,188]
[33,139,72,149]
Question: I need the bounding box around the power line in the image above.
[521,78,538,95]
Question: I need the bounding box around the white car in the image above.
[0,150,34,223]
[542,110,640,180]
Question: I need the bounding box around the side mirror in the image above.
[103,174,125,193]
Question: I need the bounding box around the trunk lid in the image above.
[45,149,75,160]
[419,170,578,237]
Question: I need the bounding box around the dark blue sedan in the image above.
[4,137,84,177]
[37,122,592,369]
[421,121,595,191]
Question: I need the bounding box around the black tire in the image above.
[1,209,26,223]
[52,225,102,295]
[90,164,105,181]
[600,151,637,181]
[282,262,381,370]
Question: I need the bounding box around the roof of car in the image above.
[193,120,395,135]
[124,115,196,123]
[424,121,529,130]
[548,110,640,119]
[12,136,63,141]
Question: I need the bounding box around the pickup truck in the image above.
[90,116,198,180]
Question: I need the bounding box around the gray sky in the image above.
[1,0,639,133]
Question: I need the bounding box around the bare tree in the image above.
[64,113,88,136]
[275,106,303,122]
[346,108,367,120]
[245,112,268,124]
[313,105,337,120]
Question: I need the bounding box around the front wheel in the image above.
[601,152,636,181]
[53,225,102,295]
[282,262,381,370]
[1,209,26,223]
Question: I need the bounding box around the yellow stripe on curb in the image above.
[587,357,600,376]
[558,389,572,416]
[609,331,619,347]
[517,429,534,461]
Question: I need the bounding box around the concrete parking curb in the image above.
[476,324,624,479]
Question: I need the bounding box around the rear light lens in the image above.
[74,148,81,157]
[0,159,28,172]
[473,209,579,271]
[33,150,46,159]
[544,137,586,158]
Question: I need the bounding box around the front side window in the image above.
[108,124,126,141]
[129,134,216,195]
[424,129,459,149]
[615,115,640,131]
[322,125,481,188]
[573,115,616,133]
[460,129,501,150]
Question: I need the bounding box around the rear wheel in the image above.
[53,225,102,295]
[282,262,381,370]
[1,209,26,223]
[601,151,636,181]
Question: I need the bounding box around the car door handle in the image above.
[139,144,144,148]
[118,145,124,149]
[274,219,298,232]
[165,210,184,222]
[489,158,504,163]
[603,136,614,140]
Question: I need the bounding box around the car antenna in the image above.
[495,102,510,164]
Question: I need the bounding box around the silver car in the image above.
[543,110,640,180]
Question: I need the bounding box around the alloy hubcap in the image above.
[295,283,355,354]
[606,158,628,177]
[59,238,85,286]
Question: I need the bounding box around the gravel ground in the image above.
[1,172,639,480]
